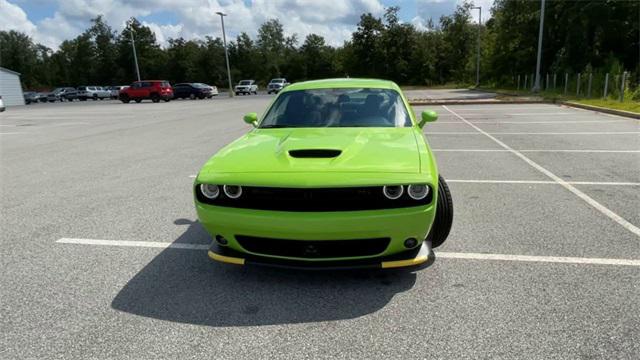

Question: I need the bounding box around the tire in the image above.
[135,99,142,103]
[164,98,170,102]
[151,94,160,103]
[120,94,130,103]
[427,175,453,248]
[189,93,196,100]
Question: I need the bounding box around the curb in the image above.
[561,101,640,120]
[408,99,548,106]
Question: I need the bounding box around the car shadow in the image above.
[111,219,428,327]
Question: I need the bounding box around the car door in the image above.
[129,82,143,98]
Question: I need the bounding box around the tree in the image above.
[87,16,118,85]
[300,34,333,80]
[116,18,165,83]
[0,31,42,88]
[257,19,286,77]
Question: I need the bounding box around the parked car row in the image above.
[24,85,129,104]
[22,78,287,106]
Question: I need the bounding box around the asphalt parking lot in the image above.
[1,91,639,359]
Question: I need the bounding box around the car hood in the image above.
[202,127,422,174]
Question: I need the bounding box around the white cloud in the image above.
[0,0,37,35]
[2,0,388,49]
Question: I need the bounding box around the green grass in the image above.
[481,86,640,114]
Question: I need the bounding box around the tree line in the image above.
[1,1,638,91]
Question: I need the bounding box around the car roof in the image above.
[282,78,399,92]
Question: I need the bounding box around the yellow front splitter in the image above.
[208,242,431,269]
[208,251,245,265]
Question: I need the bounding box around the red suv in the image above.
[119,80,173,103]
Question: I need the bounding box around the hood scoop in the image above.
[288,149,342,158]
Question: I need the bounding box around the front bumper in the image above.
[196,201,436,266]
[207,241,431,269]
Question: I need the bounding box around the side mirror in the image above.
[419,110,438,128]
[243,112,258,127]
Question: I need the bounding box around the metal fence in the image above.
[510,71,635,102]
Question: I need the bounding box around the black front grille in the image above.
[195,185,433,211]
[235,235,390,258]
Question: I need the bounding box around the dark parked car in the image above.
[119,80,173,103]
[46,87,78,102]
[24,92,42,104]
[173,83,212,99]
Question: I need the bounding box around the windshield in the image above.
[259,88,412,128]
[193,83,208,88]
[270,79,285,84]
[239,80,252,85]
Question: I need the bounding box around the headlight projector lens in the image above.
[407,185,429,200]
[223,185,243,199]
[383,185,404,200]
[200,184,220,199]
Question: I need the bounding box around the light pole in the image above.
[532,0,546,92]
[216,11,234,97]
[472,6,481,87]
[128,22,141,82]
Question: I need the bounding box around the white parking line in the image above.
[509,113,573,116]
[56,238,209,250]
[436,252,640,267]
[55,238,640,267]
[447,179,640,186]
[435,120,629,124]
[428,131,640,135]
[433,149,640,153]
[0,132,24,135]
[443,105,640,238]
[188,175,639,186]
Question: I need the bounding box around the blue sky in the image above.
[1,0,491,49]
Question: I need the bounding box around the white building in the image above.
[0,67,25,106]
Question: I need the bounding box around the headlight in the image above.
[383,185,403,200]
[407,184,429,200]
[223,185,242,199]
[200,184,220,199]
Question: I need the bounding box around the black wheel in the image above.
[135,99,142,103]
[427,175,453,248]
[163,98,170,102]
[151,94,160,103]
[189,93,196,100]
[120,95,130,103]
[235,92,239,96]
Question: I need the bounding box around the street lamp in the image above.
[128,21,141,82]
[216,11,234,98]
[532,0,546,92]
[472,6,481,87]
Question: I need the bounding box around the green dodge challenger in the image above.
[194,78,453,269]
